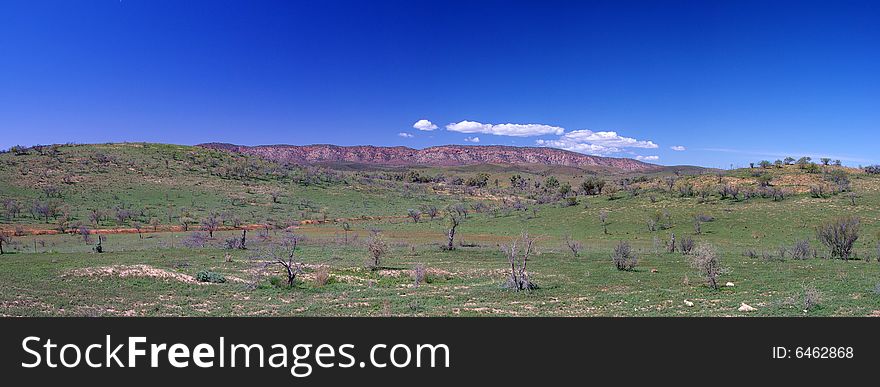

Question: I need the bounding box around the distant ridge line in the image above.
[198,143,661,172]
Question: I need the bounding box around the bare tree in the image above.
[78,225,91,244]
[366,231,388,269]
[564,235,583,257]
[201,213,221,238]
[599,210,608,235]
[691,243,722,290]
[341,221,352,243]
[444,213,461,251]
[501,231,537,291]
[816,216,860,259]
[422,205,439,220]
[262,233,303,288]
[132,221,143,239]
[664,176,678,192]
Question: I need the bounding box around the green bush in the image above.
[196,270,226,283]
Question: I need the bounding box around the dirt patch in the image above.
[66,265,202,284]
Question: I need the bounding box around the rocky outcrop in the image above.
[198,143,660,172]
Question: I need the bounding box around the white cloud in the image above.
[446,120,564,137]
[464,136,480,143]
[398,132,414,138]
[670,145,686,151]
[562,130,658,149]
[635,155,660,161]
[535,139,616,154]
[535,129,658,155]
[412,119,438,131]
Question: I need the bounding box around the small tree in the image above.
[367,231,388,269]
[264,233,303,288]
[132,221,143,239]
[341,221,352,243]
[423,205,439,220]
[564,235,583,257]
[201,214,220,238]
[816,216,860,259]
[820,158,831,166]
[678,236,695,255]
[78,225,91,244]
[444,213,461,251]
[691,243,722,290]
[612,241,638,271]
[501,231,537,291]
[599,210,608,235]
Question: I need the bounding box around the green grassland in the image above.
[1,143,879,316]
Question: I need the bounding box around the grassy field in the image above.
[1,143,879,316]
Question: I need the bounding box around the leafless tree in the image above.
[132,221,143,239]
[564,235,583,257]
[366,231,388,269]
[664,176,677,192]
[341,221,352,243]
[262,233,303,288]
[201,213,221,238]
[444,213,461,251]
[2,199,21,219]
[599,210,608,235]
[422,205,439,220]
[678,236,694,255]
[78,225,91,244]
[501,231,537,291]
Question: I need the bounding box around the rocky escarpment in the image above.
[198,143,660,172]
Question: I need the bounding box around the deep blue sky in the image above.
[1,0,878,167]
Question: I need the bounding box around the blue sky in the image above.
[1,0,878,168]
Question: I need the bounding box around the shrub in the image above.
[816,216,860,259]
[181,232,208,248]
[224,237,242,249]
[690,243,722,290]
[694,214,715,223]
[803,286,821,311]
[501,232,537,291]
[612,241,638,271]
[412,263,427,288]
[791,240,812,260]
[678,236,694,255]
[367,231,388,269]
[313,266,330,287]
[196,271,226,283]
